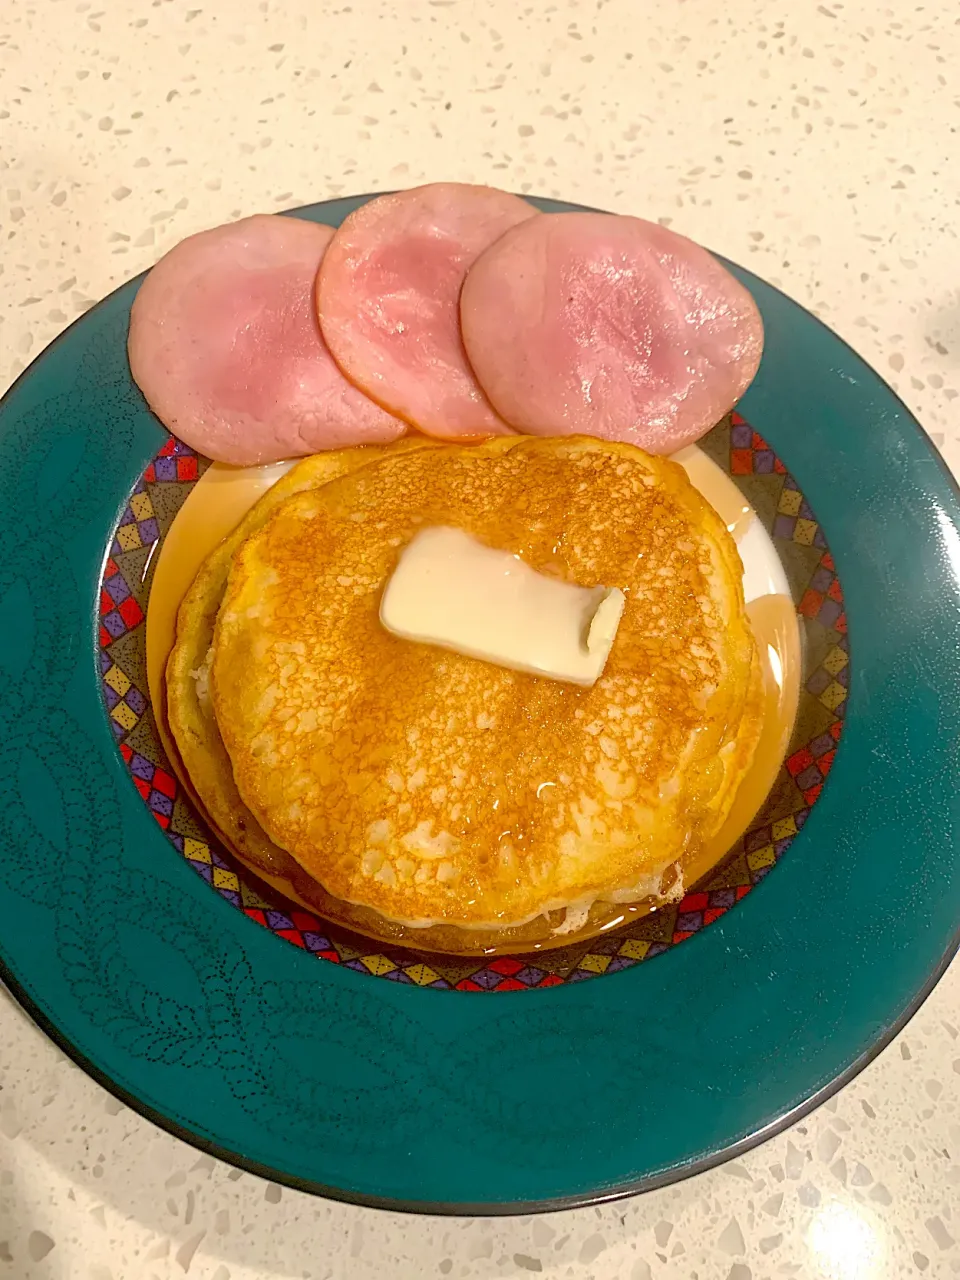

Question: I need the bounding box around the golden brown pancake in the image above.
[205,436,762,938]
[165,439,436,890]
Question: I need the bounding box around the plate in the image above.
[1,195,959,1214]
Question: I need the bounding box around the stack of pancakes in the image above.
[166,436,763,954]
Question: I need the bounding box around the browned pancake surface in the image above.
[211,437,759,929]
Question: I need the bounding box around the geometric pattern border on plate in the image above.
[98,415,847,992]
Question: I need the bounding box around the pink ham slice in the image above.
[316,184,538,439]
[128,215,405,466]
[459,212,764,454]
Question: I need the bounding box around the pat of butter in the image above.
[380,526,625,687]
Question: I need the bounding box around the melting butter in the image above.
[379,525,625,687]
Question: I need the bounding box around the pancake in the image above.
[205,436,763,938]
[165,438,437,891]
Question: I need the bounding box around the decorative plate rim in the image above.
[0,193,958,1215]
[97,420,846,993]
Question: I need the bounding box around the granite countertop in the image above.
[2,0,959,1276]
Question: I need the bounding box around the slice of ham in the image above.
[460,212,764,454]
[316,183,538,439]
[128,215,405,466]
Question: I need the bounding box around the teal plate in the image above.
[1,195,959,1214]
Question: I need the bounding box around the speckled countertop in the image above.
[1,1,959,1277]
